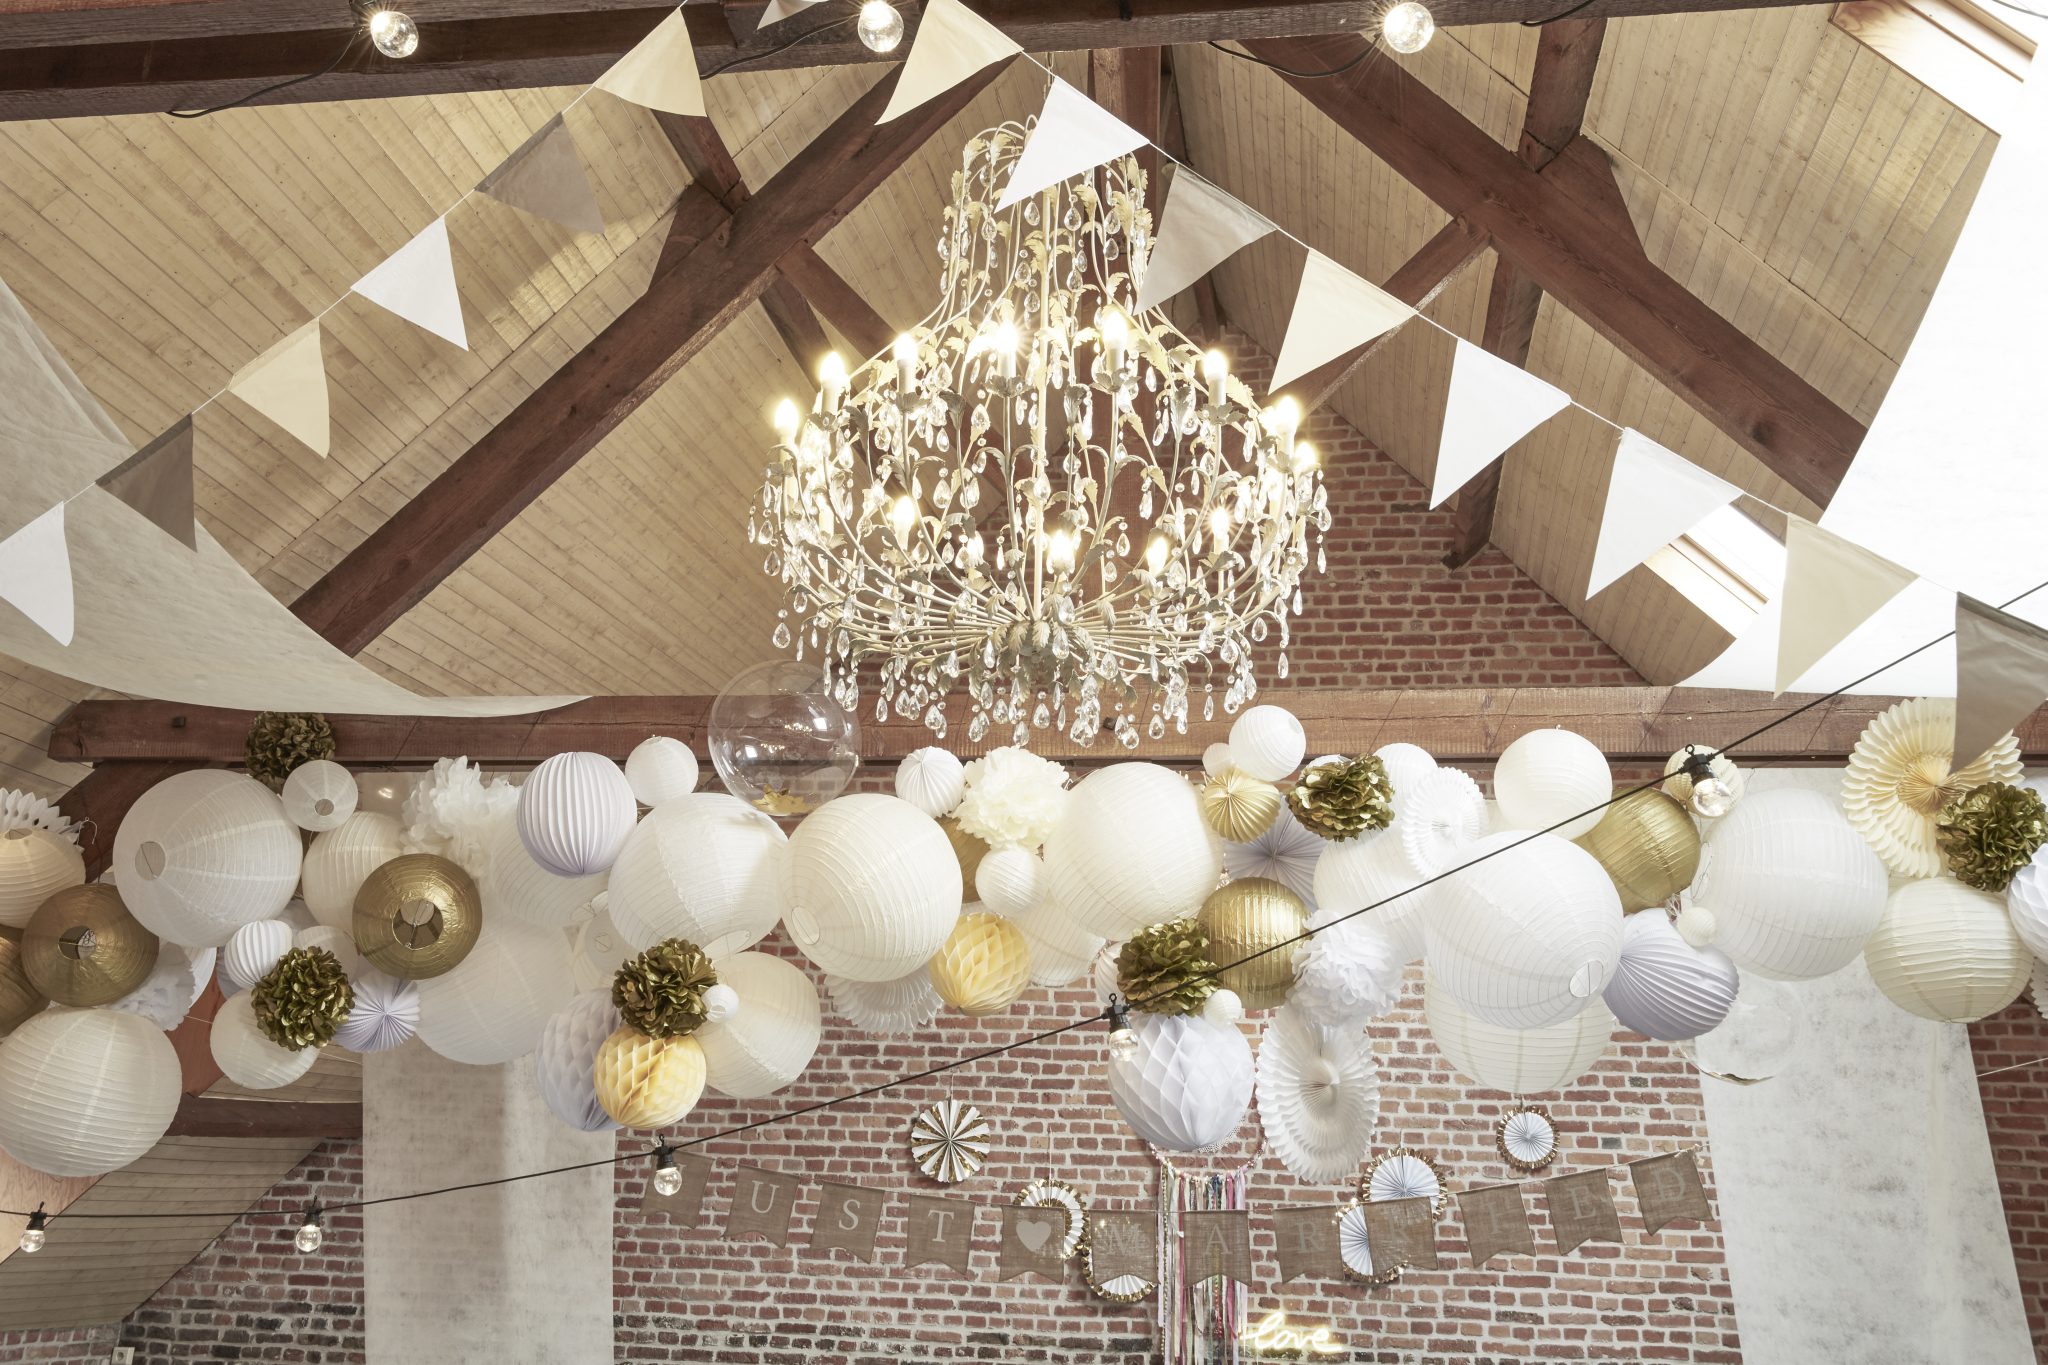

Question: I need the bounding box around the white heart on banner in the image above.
[1584,429,1742,598]
[1270,250,1414,390]
[1430,338,1570,508]
[593,6,705,117]
[1952,595,2048,769]
[351,217,469,351]
[0,501,73,646]
[228,320,330,457]
[996,78,1148,210]
[1135,169,1276,313]
[1774,515,1918,694]
[879,0,1021,124]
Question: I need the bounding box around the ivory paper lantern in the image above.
[209,990,316,1091]
[695,951,822,1098]
[516,751,638,877]
[221,919,295,995]
[1864,877,2031,1022]
[1201,742,1237,779]
[415,917,574,1065]
[625,736,700,808]
[1425,974,1613,1095]
[595,1027,706,1130]
[895,747,965,818]
[2005,852,2048,961]
[1198,877,1307,1011]
[1105,1011,1255,1151]
[22,884,159,1007]
[0,930,49,1036]
[301,812,404,930]
[1424,832,1622,1029]
[607,793,787,957]
[295,925,363,980]
[0,828,85,929]
[1573,788,1701,912]
[1009,895,1104,987]
[1602,910,1739,1041]
[1375,743,1437,810]
[1311,831,1429,962]
[1228,705,1307,783]
[1044,764,1222,941]
[1493,729,1611,840]
[1689,787,1887,980]
[928,912,1031,1016]
[784,794,960,982]
[974,846,1043,919]
[536,990,623,1132]
[112,770,301,946]
[282,760,358,832]
[482,815,606,931]
[0,1007,181,1175]
[333,969,419,1053]
[352,853,482,981]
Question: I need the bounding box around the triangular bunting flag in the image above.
[1134,169,1276,313]
[996,78,1147,210]
[227,320,330,457]
[1953,594,2048,769]
[1775,516,1917,693]
[593,6,705,118]
[351,217,469,351]
[477,116,606,237]
[1585,429,1742,598]
[879,0,1021,124]
[1431,338,1570,508]
[0,502,73,646]
[95,417,195,550]
[1270,250,1416,390]
[758,0,825,27]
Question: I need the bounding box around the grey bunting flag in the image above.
[724,1165,800,1247]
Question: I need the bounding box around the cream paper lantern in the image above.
[1424,831,1622,1029]
[1044,764,1222,941]
[536,990,623,1132]
[481,814,606,931]
[607,794,788,956]
[624,736,700,808]
[1201,742,1237,780]
[1310,830,1429,962]
[2006,852,2048,960]
[694,951,822,1098]
[1493,729,1611,840]
[295,924,363,980]
[1375,743,1437,812]
[112,770,301,946]
[1689,787,1887,980]
[1105,1011,1254,1151]
[1008,895,1104,986]
[1864,877,2032,1023]
[208,990,316,1091]
[928,912,1032,1016]
[974,845,1044,919]
[0,827,85,929]
[516,751,638,877]
[415,917,575,1065]
[1425,974,1614,1095]
[1228,705,1307,783]
[784,794,960,982]
[1602,910,1739,1041]
[333,969,419,1053]
[0,1007,181,1175]
[895,747,966,818]
[281,760,358,833]
[301,812,404,930]
[221,918,295,995]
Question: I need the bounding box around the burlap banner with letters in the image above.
[1545,1169,1623,1255]
[1362,1196,1440,1271]
[1458,1184,1535,1266]
[903,1195,978,1274]
[808,1181,887,1262]
[998,1204,1070,1281]
[1271,1207,1342,1283]
[1087,1210,1155,1284]
[1181,1209,1254,1286]
[1629,1151,1711,1235]
[725,1165,800,1247]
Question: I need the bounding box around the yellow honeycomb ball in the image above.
[928,912,1031,1016]
[594,1026,706,1130]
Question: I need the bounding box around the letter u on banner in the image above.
[725,1165,800,1246]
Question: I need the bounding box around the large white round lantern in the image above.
[1228,705,1307,783]
[112,770,301,946]
[333,969,419,1053]
[536,990,623,1131]
[415,917,574,1065]
[281,759,358,832]
[482,815,606,931]
[516,751,637,878]
[1008,895,1104,986]
[1602,910,1739,1041]
[0,1007,182,1175]
[608,794,788,957]
[1690,787,1887,980]
[209,990,317,1091]
[1106,1012,1255,1152]
[1864,878,2032,1023]
[2006,852,2048,960]
[1493,729,1611,840]
[695,952,822,1098]
[1425,974,1613,1094]
[1310,830,1430,961]
[784,794,959,982]
[1044,764,1221,940]
[624,736,700,808]
[0,828,85,929]
[221,919,295,995]
[301,812,404,929]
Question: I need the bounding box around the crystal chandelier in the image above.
[749,122,1329,747]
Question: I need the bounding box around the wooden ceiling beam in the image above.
[165,1096,363,1140]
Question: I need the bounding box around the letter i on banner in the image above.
[1456,1184,1534,1266]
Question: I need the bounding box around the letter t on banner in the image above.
[903,1195,978,1274]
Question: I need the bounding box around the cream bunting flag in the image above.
[227,320,330,457]
[1134,169,1276,313]
[758,0,826,27]
[593,6,705,118]
[996,77,1147,209]
[879,0,1021,124]
[96,416,195,550]
[1270,249,1415,390]
[1774,515,1917,693]
[0,502,73,646]
[351,217,469,351]
[1952,594,2048,769]
[1430,338,1570,508]
[477,116,606,237]
[1584,428,1742,598]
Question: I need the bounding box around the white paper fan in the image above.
[1257,1007,1381,1183]
[334,969,420,1053]
[827,964,943,1034]
[1399,767,1487,876]
[1336,1202,1400,1284]
[1365,1148,1446,1214]
[1224,804,1322,906]
[1841,697,2022,876]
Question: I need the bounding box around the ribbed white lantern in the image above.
[624,736,700,808]
[784,794,960,982]
[1424,832,1622,1028]
[2007,852,2048,960]
[608,793,788,957]
[1602,910,1739,1041]
[895,747,966,818]
[221,919,295,995]
[281,759,359,833]
[415,917,575,1065]
[301,812,404,930]
[295,925,364,980]
[1105,1011,1255,1151]
[482,814,606,931]
[1425,974,1613,1094]
[1864,877,2032,1023]
[1044,764,1222,940]
[0,1007,181,1175]
[974,845,1044,919]
[1690,787,1887,980]
[1228,705,1307,783]
[696,951,822,1098]
[1493,729,1611,840]
[1310,829,1429,961]
[112,770,301,946]
[1375,743,1437,814]
[208,990,316,1091]
[1008,895,1104,986]
[333,969,419,1053]
[516,751,638,878]
[536,990,623,1131]
[0,827,85,929]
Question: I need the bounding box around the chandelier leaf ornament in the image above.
[750,121,1329,748]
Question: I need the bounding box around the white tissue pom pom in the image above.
[704,983,740,1024]
[1289,926,1406,1028]
[1202,988,1244,1026]
[953,747,1071,852]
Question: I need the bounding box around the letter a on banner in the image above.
[1952,594,2048,769]
[879,0,1021,124]
[1135,170,1276,313]
[593,6,705,117]
[1431,338,1570,507]
[1585,428,1741,598]
[1774,515,1916,693]
[228,321,330,457]
[1271,250,1415,390]
[997,78,1147,209]
[352,217,468,351]
[0,502,73,646]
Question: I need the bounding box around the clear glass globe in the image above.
[653,1163,685,1197]
[18,1226,44,1254]
[294,1220,324,1254]
[707,660,859,817]
[1691,977,1805,1081]
[1689,775,1734,818]
[857,1,904,54]
[1381,1,1435,54]
[368,9,420,60]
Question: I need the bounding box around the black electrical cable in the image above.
[1519,0,1603,26]
[1205,37,1381,80]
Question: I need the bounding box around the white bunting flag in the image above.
[996,78,1147,210]
[593,6,705,118]
[1775,516,1917,694]
[0,501,73,646]
[1953,595,2048,769]
[1430,338,1570,508]
[1584,429,1742,598]
[758,0,826,28]
[477,116,606,237]
[879,0,1021,124]
[228,320,330,457]
[1270,250,1415,390]
[1135,169,1276,314]
[351,217,469,351]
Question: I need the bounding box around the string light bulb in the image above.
[1678,745,1738,818]
[19,1205,46,1254]
[1381,2,1435,54]
[294,1206,324,1254]
[857,1,904,53]
[652,1144,684,1198]
[1104,995,1138,1062]
[366,9,420,59]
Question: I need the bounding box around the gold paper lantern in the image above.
[928,911,1031,1016]
[1572,788,1701,913]
[23,884,160,1007]
[1199,771,1282,844]
[1197,876,1307,1011]
[939,816,988,891]
[594,1025,706,1129]
[352,853,482,981]
[0,929,48,1035]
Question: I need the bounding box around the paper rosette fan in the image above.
[1223,804,1323,906]
[1364,1148,1445,1211]
[0,788,76,840]
[1842,697,2022,877]
[1398,766,1487,876]
[1257,1006,1381,1183]
[826,965,943,1035]
[333,969,420,1053]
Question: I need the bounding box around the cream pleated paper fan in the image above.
[1256,1007,1381,1184]
[1399,767,1487,876]
[826,964,943,1035]
[1842,697,2022,876]
[1224,804,1323,906]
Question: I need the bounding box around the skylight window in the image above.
[1833,0,2037,132]
[1643,503,1787,636]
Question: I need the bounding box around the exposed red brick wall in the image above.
[1969,998,2048,1359]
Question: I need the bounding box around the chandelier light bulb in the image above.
[857,1,905,53]
[367,9,420,59]
[1291,441,1319,474]
[1098,307,1129,373]
[1202,349,1229,405]
[19,1207,46,1254]
[294,1210,324,1255]
[818,352,848,411]
[1209,506,1233,550]
[1144,533,1170,576]
[1046,525,1078,576]
[772,397,800,444]
[893,334,919,391]
[1381,1,1435,54]
[1265,395,1300,451]
[888,494,918,547]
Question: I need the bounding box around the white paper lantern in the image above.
[516,751,638,877]
[209,990,316,1091]
[0,1007,182,1175]
[696,951,822,1098]
[0,827,86,929]
[334,969,419,1053]
[1008,895,1104,987]
[281,760,358,832]
[1690,787,1887,980]
[301,812,404,930]
[1602,910,1739,1041]
[1044,764,1222,941]
[609,793,789,957]
[1228,705,1307,783]
[294,925,363,980]
[1375,743,1437,812]
[1493,729,1611,840]
[1105,1011,1254,1151]
[895,747,966,818]
[415,917,575,1065]
[826,966,943,1035]
[1864,877,2032,1023]
[2006,851,2048,960]
[1310,830,1430,961]
[1425,974,1613,1095]
[974,845,1044,919]
[106,943,216,1032]
[624,736,700,808]
[112,770,301,946]
[785,794,960,982]
[221,919,295,995]
[481,814,606,931]
[567,895,631,993]
[1201,743,1237,780]
[536,990,623,1131]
